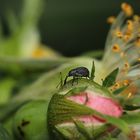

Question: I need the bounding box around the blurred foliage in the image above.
[1,0,140,56]
[0,0,64,105]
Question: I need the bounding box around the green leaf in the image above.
[90,61,95,80]
[102,68,119,87]
[113,85,128,95]
[123,105,140,111]
[102,115,130,134]
[121,112,140,124]
[92,124,111,139]
[65,86,88,96]
[54,126,74,140]
[74,120,91,139]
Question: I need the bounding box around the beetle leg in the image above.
[64,75,68,85]
[72,76,76,86]
[86,76,89,79]
[75,76,80,85]
[60,72,63,87]
[77,76,82,84]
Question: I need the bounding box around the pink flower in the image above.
[67,91,123,124]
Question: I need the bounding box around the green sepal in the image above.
[102,68,119,87]
[65,86,88,97]
[74,120,91,139]
[113,85,128,95]
[121,112,140,124]
[48,94,94,126]
[62,78,113,98]
[54,126,74,140]
[102,115,130,134]
[92,124,112,139]
[123,105,140,111]
[48,92,130,136]
[90,61,95,80]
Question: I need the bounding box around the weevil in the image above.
[64,67,89,85]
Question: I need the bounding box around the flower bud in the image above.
[47,79,123,139]
[13,100,49,140]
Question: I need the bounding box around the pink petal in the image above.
[67,91,123,124]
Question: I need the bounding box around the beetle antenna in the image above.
[64,75,68,85]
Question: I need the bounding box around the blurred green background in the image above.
[0,0,140,56]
